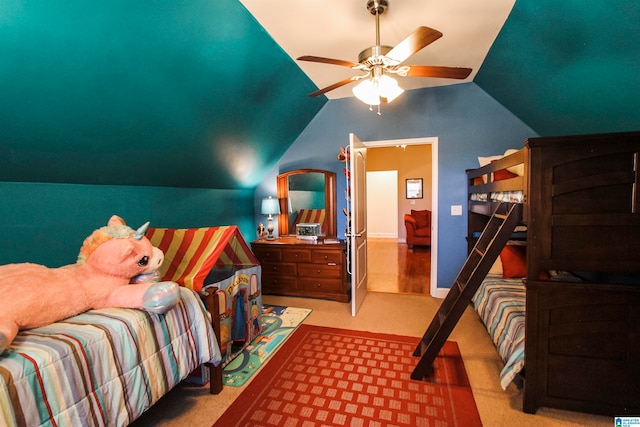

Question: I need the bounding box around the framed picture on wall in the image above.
[406,178,423,199]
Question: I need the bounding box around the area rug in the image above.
[223,305,312,387]
[213,324,482,427]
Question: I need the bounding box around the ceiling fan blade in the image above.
[405,65,472,79]
[385,26,443,64]
[307,77,357,97]
[297,55,359,68]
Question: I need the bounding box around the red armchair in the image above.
[404,209,432,248]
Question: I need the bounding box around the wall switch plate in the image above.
[451,205,462,216]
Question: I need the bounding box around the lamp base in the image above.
[266,217,276,240]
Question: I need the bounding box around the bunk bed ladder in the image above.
[411,202,523,380]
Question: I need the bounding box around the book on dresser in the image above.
[251,236,350,302]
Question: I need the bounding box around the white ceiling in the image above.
[240,0,515,99]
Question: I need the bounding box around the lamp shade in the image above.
[352,74,404,106]
[378,74,404,102]
[261,196,280,216]
[352,79,381,106]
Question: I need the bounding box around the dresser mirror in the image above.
[276,169,337,237]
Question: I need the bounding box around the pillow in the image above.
[493,166,518,181]
[477,155,503,168]
[477,155,503,183]
[500,245,527,278]
[504,149,524,176]
[477,150,524,183]
[497,243,551,280]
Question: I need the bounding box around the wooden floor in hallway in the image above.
[367,237,431,295]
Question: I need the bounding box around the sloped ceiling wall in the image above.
[0,0,324,188]
[475,0,640,136]
[0,0,638,189]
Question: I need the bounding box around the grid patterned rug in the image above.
[213,324,482,427]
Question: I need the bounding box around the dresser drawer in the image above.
[299,277,344,293]
[261,262,297,276]
[252,246,283,262]
[261,274,298,292]
[283,248,312,263]
[311,250,343,264]
[297,263,342,278]
[262,262,297,276]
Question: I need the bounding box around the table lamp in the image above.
[261,196,281,240]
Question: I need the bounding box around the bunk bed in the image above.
[466,131,640,416]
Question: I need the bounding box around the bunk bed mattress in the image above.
[0,287,221,427]
[472,275,526,390]
[470,190,524,203]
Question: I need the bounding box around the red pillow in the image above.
[498,244,550,280]
[490,159,518,181]
[494,168,518,181]
[500,245,526,278]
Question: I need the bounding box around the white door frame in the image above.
[361,136,439,298]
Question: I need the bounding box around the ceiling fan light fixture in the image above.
[378,74,404,102]
[352,74,403,106]
[352,79,381,105]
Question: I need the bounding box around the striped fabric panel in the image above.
[293,209,326,234]
[0,288,220,427]
[147,226,258,293]
[471,276,526,390]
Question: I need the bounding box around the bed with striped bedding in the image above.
[0,287,220,427]
[471,275,526,390]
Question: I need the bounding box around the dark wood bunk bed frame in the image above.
[465,130,640,416]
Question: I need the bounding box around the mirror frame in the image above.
[277,168,337,237]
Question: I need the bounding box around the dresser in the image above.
[251,237,349,302]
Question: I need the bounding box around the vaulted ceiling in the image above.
[0,0,638,189]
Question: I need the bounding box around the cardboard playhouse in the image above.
[147,226,262,374]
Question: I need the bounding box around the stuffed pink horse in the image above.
[0,215,179,354]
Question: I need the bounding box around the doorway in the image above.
[360,137,438,297]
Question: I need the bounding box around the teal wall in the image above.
[0,182,254,266]
[476,0,640,136]
[256,83,537,289]
[0,0,324,189]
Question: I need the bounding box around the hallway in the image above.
[367,237,431,295]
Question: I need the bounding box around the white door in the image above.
[349,133,368,316]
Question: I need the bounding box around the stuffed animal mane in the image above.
[0,215,179,355]
[78,221,141,263]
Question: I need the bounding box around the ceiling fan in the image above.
[297,0,472,104]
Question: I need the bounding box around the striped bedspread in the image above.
[471,275,526,390]
[0,288,221,427]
